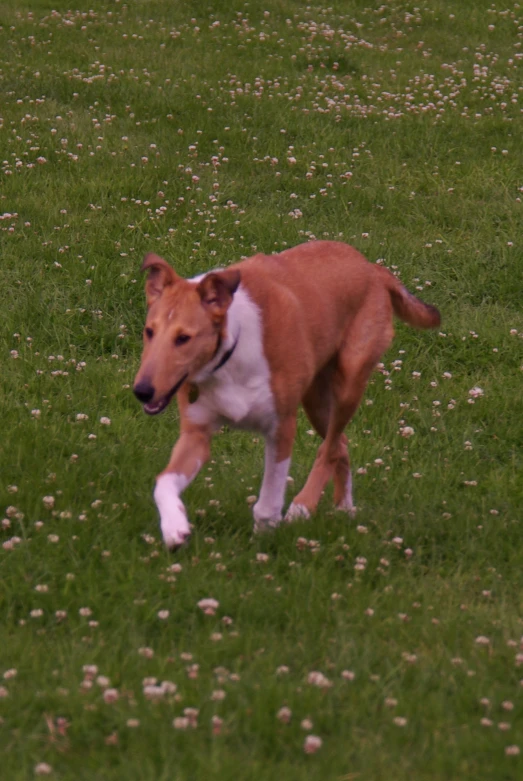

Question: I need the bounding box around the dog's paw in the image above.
[253,517,281,534]
[284,503,311,522]
[336,500,357,518]
[252,501,282,525]
[252,501,282,534]
[160,500,192,549]
[154,475,192,549]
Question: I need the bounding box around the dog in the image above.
[133,241,440,548]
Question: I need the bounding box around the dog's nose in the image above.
[133,381,155,403]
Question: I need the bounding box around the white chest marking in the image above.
[188,286,277,435]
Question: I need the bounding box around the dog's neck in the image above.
[193,304,242,383]
[192,284,266,387]
[211,329,241,374]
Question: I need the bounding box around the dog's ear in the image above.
[141,253,180,306]
[196,269,241,323]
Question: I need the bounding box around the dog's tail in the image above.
[377,266,441,330]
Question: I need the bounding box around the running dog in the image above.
[133,241,440,548]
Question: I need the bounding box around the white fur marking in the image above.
[188,286,276,435]
[154,473,192,548]
[285,503,311,522]
[253,447,290,530]
[336,471,356,516]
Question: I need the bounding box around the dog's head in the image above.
[133,253,240,415]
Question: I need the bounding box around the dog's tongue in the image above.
[144,398,168,415]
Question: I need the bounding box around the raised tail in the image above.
[376,266,441,330]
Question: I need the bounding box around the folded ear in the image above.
[141,253,180,306]
[196,268,241,323]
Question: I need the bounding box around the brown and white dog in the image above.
[133,241,440,548]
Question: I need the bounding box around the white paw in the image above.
[159,499,191,548]
[336,500,357,518]
[252,501,282,533]
[284,503,311,522]
[154,475,192,548]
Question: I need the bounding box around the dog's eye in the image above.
[145,327,154,340]
[175,333,191,347]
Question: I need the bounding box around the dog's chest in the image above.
[188,371,276,434]
[187,286,278,435]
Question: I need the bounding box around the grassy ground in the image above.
[1,1,523,778]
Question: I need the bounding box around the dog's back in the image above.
[231,241,439,380]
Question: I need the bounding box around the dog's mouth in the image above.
[143,374,188,416]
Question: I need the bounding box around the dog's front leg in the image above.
[253,415,296,532]
[154,424,211,548]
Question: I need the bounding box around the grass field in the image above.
[1,1,523,778]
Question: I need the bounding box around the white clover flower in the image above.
[475,635,490,645]
[304,734,322,754]
[277,706,292,723]
[197,598,219,615]
[468,386,484,398]
[307,671,332,688]
[103,688,119,704]
[34,763,53,775]
[138,647,154,658]
[393,716,408,727]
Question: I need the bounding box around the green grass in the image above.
[1,1,523,779]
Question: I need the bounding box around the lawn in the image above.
[1,1,522,779]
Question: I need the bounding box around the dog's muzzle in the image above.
[134,374,188,415]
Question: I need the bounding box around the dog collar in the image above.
[212,330,240,373]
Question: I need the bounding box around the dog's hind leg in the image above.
[329,307,394,514]
[287,301,393,520]
[285,433,350,521]
[286,367,350,520]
